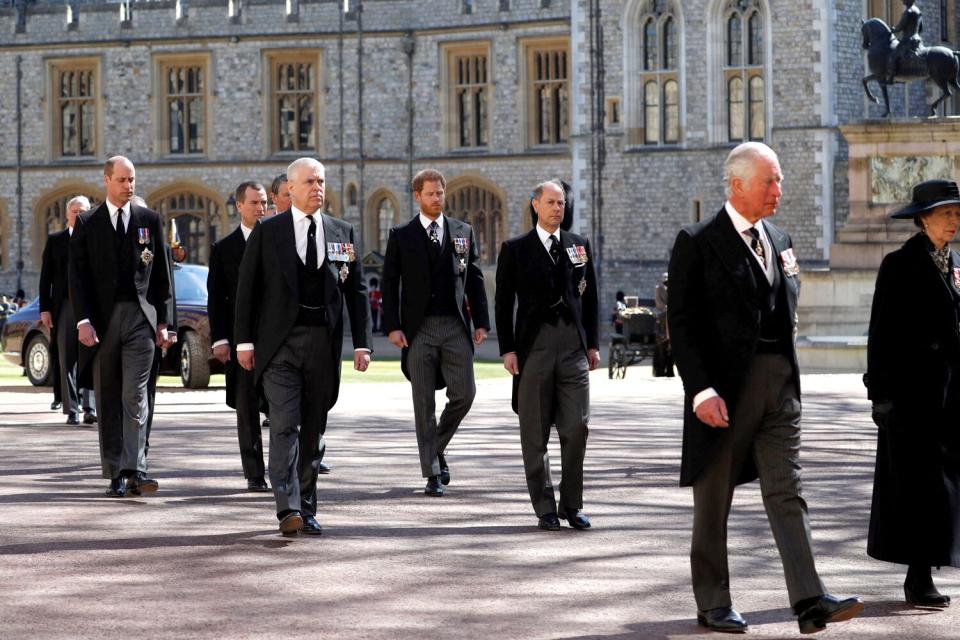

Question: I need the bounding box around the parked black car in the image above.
[1,263,221,388]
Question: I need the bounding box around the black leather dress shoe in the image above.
[247,477,269,492]
[126,472,159,496]
[50,401,62,411]
[905,578,951,608]
[538,513,561,531]
[559,509,592,530]
[696,607,748,633]
[301,515,323,535]
[105,477,125,497]
[279,512,303,535]
[794,594,864,634]
[425,475,444,496]
[83,411,97,425]
[438,452,450,486]
[318,462,331,474]
[66,413,80,425]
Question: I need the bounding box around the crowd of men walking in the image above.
[34,139,960,634]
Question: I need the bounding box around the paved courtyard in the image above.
[0,367,957,639]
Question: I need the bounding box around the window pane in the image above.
[61,102,77,156]
[644,19,657,71]
[188,97,204,153]
[728,76,744,142]
[377,199,394,253]
[748,12,763,66]
[663,17,676,70]
[644,80,659,144]
[80,100,94,155]
[663,80,679,144]
[298,94,314,150]
[476,87,487,146]
[749,76,764,140]
[279,95,295,150]
[727,15,742,67]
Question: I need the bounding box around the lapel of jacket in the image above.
[401,215,430,276]
[524,228,552,278]
[704,207,758,310]
[274,211,299,297]
[90,203,118,271]
[762,219,798,315]
[445,215,463,275]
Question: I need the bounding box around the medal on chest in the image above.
[140,248,153,265]
[453,237,469,273]
[953,267,960,290]
[779,248,800,277]
[327,241,356,283]
[565,245,588,265]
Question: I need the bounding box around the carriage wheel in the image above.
[608,343,627,379]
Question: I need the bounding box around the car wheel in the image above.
[25,333,53,387]
[180,330,210,389]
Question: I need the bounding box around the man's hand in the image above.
[156,323,174,349]
[213,343,231,364]
[388,330,408,349]
[696,396,730,428]
[238,349,255,371]
[587,348,600,371]
[78,323,99,347]
[40,311,53,329]
[474,328,487,346]
[503,352,519,375]
[354,350,371,372]
[872,401,893,430]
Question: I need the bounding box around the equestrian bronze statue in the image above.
[861,1,960,117]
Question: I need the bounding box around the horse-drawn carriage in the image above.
[608,297,665,379]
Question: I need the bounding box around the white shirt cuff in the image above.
[692,387,718,412]
[354,348,371,353]
[236,343,254,352]
[212,339,229,349]
[77,319,90,329]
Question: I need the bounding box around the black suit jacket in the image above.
[233,210,372,410]
[668,207,801,487]
[495,228,600,413]
[39,229,71,324]
[69,202,171,378]
[381,214,490,384]
[208,225,248,409]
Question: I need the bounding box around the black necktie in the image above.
[428,221,440,245]
[746,227,765,267]
[115,209,126,245]
[549,234,560,264]
[306,215,317,270]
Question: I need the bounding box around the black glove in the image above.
[871,401,893,430]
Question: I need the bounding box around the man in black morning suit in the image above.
[39,195,96,426]
[667,142,863,634]
[495,179,600,531]
[208,181,275,492]
[69,156,173,498]
[382,169,490,496]
[234,157,372,536]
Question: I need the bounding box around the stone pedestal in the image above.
[832,118,960,269]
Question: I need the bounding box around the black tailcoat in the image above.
[866,232,960,567]
[39,230,71,325]
[494,229,600,413]
[233,210,372,410]
[207,225,247,409]
[668,208,800,487]
[381,214,490,385]
[69,202,171,385]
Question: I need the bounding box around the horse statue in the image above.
[861,17,960,117]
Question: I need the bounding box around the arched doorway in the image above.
[445,182,504,265]
[148,187,223,266]
[364,189,402,256]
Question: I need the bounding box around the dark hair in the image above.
[412,169,446,193]
[235,181,265,204]
[914,213,926,230]
[616,291,625,302]
[370,277,379,286]
[270,174,288,196]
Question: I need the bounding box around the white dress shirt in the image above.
[692,203,775,412]
[292,206,326,267]
[535,223,561,259]
[77,200,131,329]
[418,212,444,244]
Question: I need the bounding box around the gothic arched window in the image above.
[722,1,767,142]
[626,0,683,147]
[446,184,504,265]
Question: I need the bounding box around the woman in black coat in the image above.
[866,179,960,608]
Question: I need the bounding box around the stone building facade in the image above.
[0,0,957,330]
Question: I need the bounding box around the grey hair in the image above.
[66,195,91,211]
[287,157,325,182]
[130,195,147,208]
[723,142,778,198]
[532,179,565,201]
